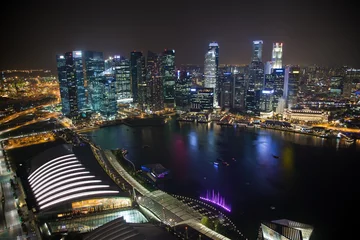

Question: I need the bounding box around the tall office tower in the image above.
[204,42,219,108]
[160,49,176,109]
[130,51,143,103]
[286,67,300,108]
[272,68,285,111]
[56,55,69,115]
[146,51,163,111]
[137,56,147,111]
[252,40,263,62]
[72,51,86,113]
[272,43,283,69]
[83,51,105,112]
[260,89,274,117]
[232,74,246,110]
[105,57,114,70]
[264,74,275,89]
[58,51,85,118]
[175,70,192,111]
[265,61,273,74]
[100,75,118,119]
[246,61,264,116]
[114,56,131,102]
[343,68,360,98]
[221,78,232,109]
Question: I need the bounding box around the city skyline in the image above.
[1,0,359,71]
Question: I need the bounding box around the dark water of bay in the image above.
[85,118,360,240]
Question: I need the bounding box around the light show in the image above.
[200,190,231,212]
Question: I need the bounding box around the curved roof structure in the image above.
[27,144,125,211]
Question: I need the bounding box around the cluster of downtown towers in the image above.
[56,41,299,119]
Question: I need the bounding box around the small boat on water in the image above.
[213,162,219,165]
[272,155,279,159]
[216,158,224,162]
[142,145,150,148]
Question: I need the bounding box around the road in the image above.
[314,124,360,133]
[0,148,29,239]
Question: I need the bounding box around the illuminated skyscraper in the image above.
[100,76,117,119]
[272,68,285,111]
[264,61,273,74]
[175,70,192,111]
[252,40,263,62]
[146,51,163,111]
[272,43,283,69]
[130,51,143,103]
[57,51,86,118]
[56,54,69,115]
[83,51,105,112]
[137,56,147,111]
[114,56,131,102]
[286,67,300,108]
[204,42,219,108]
[160,49,176,108]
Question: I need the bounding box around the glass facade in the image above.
[233,74,246,110]
[114,56,131,101]
[100,76,118,119]
[65,52,79,118]
[56,55,69,115]
[72,51,86,113]
[204,42,219,108]
[137,56,147,111]
[130,51,143,103]
[48,209,148,234]
[84,51,105,112]
[160,49,176,108]
[272,43,283,69]
[175,70,192,111]
[287,67,300,108]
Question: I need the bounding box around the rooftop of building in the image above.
[25,143,128,213]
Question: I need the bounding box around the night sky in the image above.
[1,0,359,71]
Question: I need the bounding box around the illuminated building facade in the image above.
[220,73,232,109]
[287,67,300,108]
[130,51,143,103]
[114,56,131,102]
[246,55,264,116]
[272,68,285,110]
[329,76,343,96]
[100,76,118,119]
[252,40,263,62]
[264,61,273,74]
[190,87,214,111]
[233,74,246,110]
[137,56,147,111]
[271,43,283,69]
[146,51,163,111]
[259,219,313,240]
[260,89,274,115]
[344,68,360,99]
[175,70,192,111]
[283,108,329,122]
[56,54,70,115]
[204,42,219,108]
[160,49,176,108]
[84,51,105,112]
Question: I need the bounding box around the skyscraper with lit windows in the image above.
[114,56,131,102]
[160,49,176,109]
[56,54,69,115]
[130,51,143,103]
[252,40,263,62]
[204,42,219,108]
[146,51,163,111]
[272,43,283,69]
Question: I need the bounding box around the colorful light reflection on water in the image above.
[200,190,231,212]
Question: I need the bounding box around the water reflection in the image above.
[282,146,294,174]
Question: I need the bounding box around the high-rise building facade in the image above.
[114,56,131,102]
[100,76,117,119]
[286,67,300,108]
[84,51,105,112]
[252,40,263,62]
[130,51,143,103]
[175,70,192,111]
[160,49,176,108]
[272,43,283,69]
[56,54,69,115]
[137,56,147,111]
[233,74,246,110]
[344,68,360,98]
[146,51,163,112]
[204,42,219,108]
[272,68,285,111]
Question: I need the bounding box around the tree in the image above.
[201,216,214,230]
